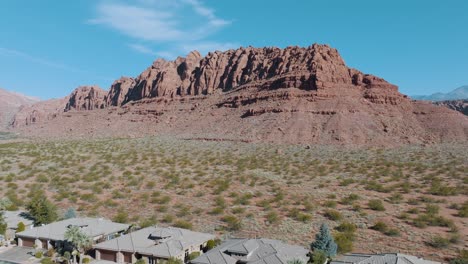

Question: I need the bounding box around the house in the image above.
[93,226,215,263]
[2,211,34,240]
[190,238,310,264]
[16,217,129,250]
[330,253,442,264]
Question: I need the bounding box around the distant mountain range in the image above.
[0,88,40,130]
[412,86,468,101]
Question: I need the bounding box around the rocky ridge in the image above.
[10,44,468,145]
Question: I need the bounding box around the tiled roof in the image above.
[2,211,34,229]
[16,217,129,241]
[94,226,215,258]
[330,253,442,264]
[191,238,309,264]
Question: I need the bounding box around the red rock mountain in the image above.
[0,88,40,130]
[10,44,468,145]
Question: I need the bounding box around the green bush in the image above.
[82,257,90,264]
[324,210,342,221]
[173,220,193,230]
[334,232,353,254]
[336,222,357,233]
[266,211,279,224]
[427,235,450,248]
[40,258,53,264]
[35,251,43,258]
[188,252,201,260]
[370,221,388,232]
[222,215,242,231]
[368,199,385,211]
[311,250,327,264]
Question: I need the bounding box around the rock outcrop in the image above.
[435,99,468,116]
[65,85,106,112]
[9,44,468,146]
[0,88,40,130]
[12,97,69,128]
[106,77,135,107]
[121,45,398,105]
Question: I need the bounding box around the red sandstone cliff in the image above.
[10,44,468,145]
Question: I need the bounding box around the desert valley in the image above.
[1,1,468,264]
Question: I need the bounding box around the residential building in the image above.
[2,211,34,240]
[330,253,442,264]
[93,226,215,263]
[16,217,129,250]
[191,238,309,264]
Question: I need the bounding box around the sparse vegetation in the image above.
[0,138,466,260]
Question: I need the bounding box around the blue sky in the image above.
[1,0,467,99]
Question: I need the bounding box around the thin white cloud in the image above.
[89,0,236,59]
[88,4,184,42]
[0,47,70,70]
[127,44,158,56]
[0,47,113,81]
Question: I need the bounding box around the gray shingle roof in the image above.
[93,226,215,258]
[2,211,34,229]
[330,253,442,264]
[191,238,309,264]
[16,217,129,241]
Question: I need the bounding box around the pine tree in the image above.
[311,223,337,257]
[64,208,77,219]
[26,192,58,225]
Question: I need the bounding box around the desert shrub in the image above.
[311,250,327,264]
[427,235,450,248]
[384,228,400,237]
[334,232,353,254]
[388,193,403,204]
[324,210,342,221]
[210,207,224,215]
[324,200,337,208]
[188,252,201,260]
[449,250,468,264]
[17,221,26,232]
[336,222,357,233]
[35,251,43,258]
[113,209,129,223]
[429,179,457,196]
[370,221,388,232]
[341,194,359,205]
[40,258,53,264]
[266,211,279,224]
[162,214,174,223]
[368,199,385,211]
[222,215,242,231]
[173,220,192,230]
[458,202,468,217]
[426,204,440,215]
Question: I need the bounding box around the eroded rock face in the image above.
[65,85,106,111]
[9,44,468,146]
[0,88,40,130]
[435,100,468,116]
[106,77,136,107]
[12,97,68,128]
[122,44,398,104]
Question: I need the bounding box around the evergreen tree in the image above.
[311,223,337,257]
[64,208,77,219]
[26,192,58,225]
